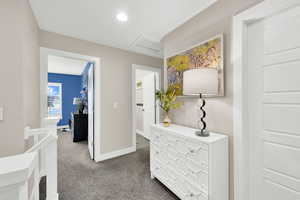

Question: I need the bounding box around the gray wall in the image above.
[161,0,263,199]
[20,0,41,129]
[39,31,163,154]
[0,0,40,157]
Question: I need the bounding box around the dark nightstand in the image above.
[71,113,88,142]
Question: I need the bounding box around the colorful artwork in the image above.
[166,35,224,96]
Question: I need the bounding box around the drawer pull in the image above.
[190,193,194,197]
[190,150,195,153]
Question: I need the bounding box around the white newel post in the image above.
[19,182,29,200]
[45,139,58,200]
[42,117,59,200]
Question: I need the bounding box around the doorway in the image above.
[40,48,101,161]
[132,64,161,149]
[233,1,300,200]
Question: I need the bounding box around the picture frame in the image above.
[165,34,224,97]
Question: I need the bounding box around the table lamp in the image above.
[183,68,218,137]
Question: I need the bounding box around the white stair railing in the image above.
[25,127,58,200]
[0,118,59,200]
[0,152,39,200]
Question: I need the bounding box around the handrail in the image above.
[24,127,53,139]
[25,133,57,153]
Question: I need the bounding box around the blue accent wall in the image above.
[48,73,82,126]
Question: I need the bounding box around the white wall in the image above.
[39,31,163,155]
[20,0,40,129]
[0,0,40,157]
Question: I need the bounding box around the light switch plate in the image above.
[0,107,3,121]
[113,102,119,109]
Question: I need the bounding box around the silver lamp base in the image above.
[195,130,210,137]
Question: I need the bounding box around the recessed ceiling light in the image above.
[116,12,128,22]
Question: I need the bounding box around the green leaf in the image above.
[155,86,183,113]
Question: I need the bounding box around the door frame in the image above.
[232,1,300,200]
[40,47,102,162]
[88,64,95,160]
[132,64,161,149]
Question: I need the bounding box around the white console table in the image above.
[150,124,228,200]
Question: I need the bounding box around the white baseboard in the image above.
[95,146,136,162]
[136,130,150,140]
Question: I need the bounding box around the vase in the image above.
[163,113,171,127]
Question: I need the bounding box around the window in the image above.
[48,82,62,118]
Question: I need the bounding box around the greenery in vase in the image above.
[155,86,182,115]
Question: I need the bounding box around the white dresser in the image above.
[150,124,228,200]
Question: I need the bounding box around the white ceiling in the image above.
[29,0,218,58]
[48,55,88,75]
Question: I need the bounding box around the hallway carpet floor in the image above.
[41,131,179,200]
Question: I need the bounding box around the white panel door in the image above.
[247,6,300,200]
[142,73,156,140]
[88,64,94,160]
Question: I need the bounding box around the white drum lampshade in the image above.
[73,97,81,105]
[183,68,218,95]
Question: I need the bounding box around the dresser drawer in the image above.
[186,157,209,174]
[186,148,208,167]
[176,157,189,176]
[186,168,209,194]
[152,129,169,145]
[173,172,188,198]
[172,170,208,200]
[181,180,208,200]
[166,133,181,146]
[151,130,162,145]
[152,160,169,183]
[185,138,208,151]
[150,144,168,165]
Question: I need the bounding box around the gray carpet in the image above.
[40,131,179,200]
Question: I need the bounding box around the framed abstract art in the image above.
[166,34,224,97]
